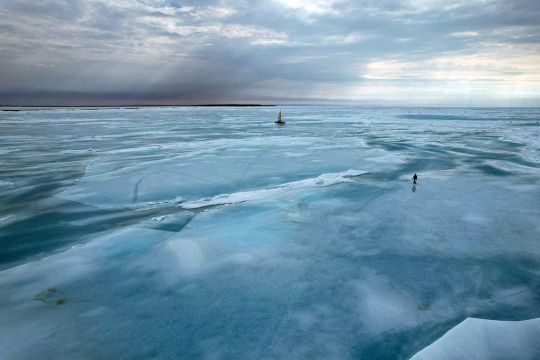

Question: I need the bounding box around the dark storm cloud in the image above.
[0,0,539,105]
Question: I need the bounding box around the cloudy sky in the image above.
[0,0,539,106]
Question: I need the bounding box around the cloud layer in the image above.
[0,0,539,105]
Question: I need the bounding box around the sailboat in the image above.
[275,110,286,125]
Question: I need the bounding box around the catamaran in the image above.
[275,110,286,125]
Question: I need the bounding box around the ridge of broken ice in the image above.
[180,169,367,209]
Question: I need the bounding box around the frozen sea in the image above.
[0,106,539,359]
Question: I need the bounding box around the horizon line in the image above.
[2,103,540,109]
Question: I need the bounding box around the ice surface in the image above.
[411,317,540,359]
[1,106,539,359]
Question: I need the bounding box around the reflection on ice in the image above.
[354,269,424,334]
[0,106,539,358]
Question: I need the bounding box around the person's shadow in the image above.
[412,184,416,193]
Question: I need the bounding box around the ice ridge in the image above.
[180,169,367,209]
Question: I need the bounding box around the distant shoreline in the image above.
[0,104,275,111]
[0,103,276,108]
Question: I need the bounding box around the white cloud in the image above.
[363,47,540,82]
[273,0,341,19]
[450,31,479,37]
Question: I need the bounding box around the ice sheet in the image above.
[1,106,539,359]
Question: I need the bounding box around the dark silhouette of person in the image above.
[412,173,418,184]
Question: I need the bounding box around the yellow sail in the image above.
[277,111,282,122]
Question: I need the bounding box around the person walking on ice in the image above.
[412,173,418,184]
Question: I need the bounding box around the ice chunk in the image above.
[411,317,540,360]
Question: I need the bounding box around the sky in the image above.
[0,0,539,106]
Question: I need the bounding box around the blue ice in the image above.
[0,106,539,358]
